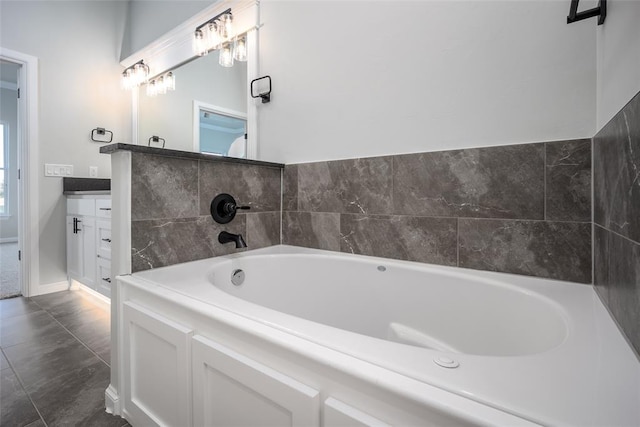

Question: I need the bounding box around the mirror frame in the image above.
[121,0,259,159]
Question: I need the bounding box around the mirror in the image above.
[138,50,248,157]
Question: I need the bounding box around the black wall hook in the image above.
[251,75,272,103]
[567,0,607,25]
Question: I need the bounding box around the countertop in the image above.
[63,177,110,195]
[99,143,284,169]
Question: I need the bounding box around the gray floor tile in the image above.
[24,419,46,427]
[30,291,94,318]
[0,350,9,370]
[0,367,41,427]
[0,310,66,348]
[4,329,102,390]
[0,297,41,320]
[28,360,124,427]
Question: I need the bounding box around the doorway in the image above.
[0,60,21,298]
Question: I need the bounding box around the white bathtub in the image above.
[125,245,640,426]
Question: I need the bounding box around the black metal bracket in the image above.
[567,0,607,25]
[91,127,113,143]
[251,75,272,104]
[148,135,166,148]
[195,8,232,32]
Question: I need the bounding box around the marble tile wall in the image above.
[594,90,640,356]
[283,139,592,283]
[130,152,281,272]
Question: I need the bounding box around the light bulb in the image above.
[207,22,221,50]
[133,62,148,85]
[194,29,208,56]
[219,42,234,67]
[122,69,133,90]
[165,72,175,91]
[146,80,157,97]
[157,76,167,94]
[233,35,247,62]
[220,13,233,40]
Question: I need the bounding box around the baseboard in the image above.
[30,280,70,297]
[77,282,111,306]
[105,384,121,415]
[0,237,18,243]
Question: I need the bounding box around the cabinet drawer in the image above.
[67,198,95,216]
[96,220,111,260]
[96,199,112,218]
[96,257,111,298]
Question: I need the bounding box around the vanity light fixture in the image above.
[145,72,176,97]
[193,8,233,57]
[121,60,149,90]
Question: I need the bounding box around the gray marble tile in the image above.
[595,228,640,356]
[297,157,393,215]
[283,211,340,251]
[56,307,110,362]
[27,360,126,426]
[131,153,199,221]
[246,212,281,250]
[0,310,67,348]
[198,161,281,215]
[0,297,41,320]
[545,139,591,221]
[30,290,96,319]
[3,330,101,390]
[393,144,545,219]
[458,219,591,283]
[593,225,610,304]
[0,367,41,427]
[283,164,298,211]
[1,350,9,370]
[340,215,458,266]
[131,215,247,272]
[24,419,46,427]
[594,91,640,243]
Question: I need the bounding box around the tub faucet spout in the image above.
[218,231,247,248]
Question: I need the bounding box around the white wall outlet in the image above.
[89,166,98,177]
[44,164,74,177]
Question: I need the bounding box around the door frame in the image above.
[0,48,40,297]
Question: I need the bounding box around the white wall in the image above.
[596,0,640,130]
[122,0,216,59]
[257,0,597,164]
[0,1,131,287]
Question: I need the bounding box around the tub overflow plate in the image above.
[231,269,245,286]
[434,356,460,369]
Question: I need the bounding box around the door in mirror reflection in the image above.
[199,108,247,158]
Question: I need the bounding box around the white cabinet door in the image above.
[78,216,95,288]
[192,335,320,427]
[323,397,392,427]
[123,302,194,427]
[66,215,82,281]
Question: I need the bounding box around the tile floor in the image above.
[0,290,129,426]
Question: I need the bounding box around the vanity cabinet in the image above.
[66,195,111,297]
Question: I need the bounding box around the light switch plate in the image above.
[44,164,74,177]
[89,166,98,177]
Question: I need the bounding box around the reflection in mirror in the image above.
[196,104,247,158]
[137,48,247,155]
